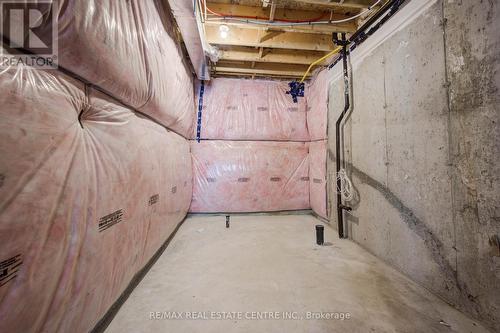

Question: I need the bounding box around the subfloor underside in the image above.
[104,215,488,333]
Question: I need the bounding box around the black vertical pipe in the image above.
[335,33,349,239]
[330,0,405,239]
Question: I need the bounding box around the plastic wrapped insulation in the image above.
[35,0,196,137]
[306,69,329,141]
[190,141,310,213]
[309,140,328,219]
[0,60,192,333]
[195,78,309,141]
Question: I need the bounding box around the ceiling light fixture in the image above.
[219,25,229,39]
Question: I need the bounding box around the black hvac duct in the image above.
[332,0,406,239]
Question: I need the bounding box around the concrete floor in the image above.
[105,215,489,333]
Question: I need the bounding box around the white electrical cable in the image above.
[195,0,220,62]
[205,0,382,27]
[336,169,354,202]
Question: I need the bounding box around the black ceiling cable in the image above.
[329,0,406,71]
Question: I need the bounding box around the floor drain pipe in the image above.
[334,33,351,239]
[316,225,325,245]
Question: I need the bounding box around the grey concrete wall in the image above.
[326,0,500,330]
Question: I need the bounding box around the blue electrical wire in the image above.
[196,81,205,142]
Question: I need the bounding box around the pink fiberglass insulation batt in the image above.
[306,69,329,141]
[0,65,192,333]
[196,78,309,141]
[133,0,195,136]
[190,141,310,213]
[36,0,195,137]
[309,140,328,219]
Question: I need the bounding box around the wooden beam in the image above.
[206,3,359,21]
[214,72,310,80]
[204,3,356,34]
[215,67,309,78]
[288,0,374,9]
[204,20,354,34]
[218,46,328,65]
[205,25,335,51]
[213,61,312,78]
[259,30,284,43]
[269,3,276,21]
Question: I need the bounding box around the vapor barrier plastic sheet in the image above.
[36,0,195,137]
[195,78,309,141]
[309,140,328,219]
[190,141,310,212]
[167,0,210,79]
[44,0,149,108]
[306,69,329,140]
[0,65,192,333]
[134,0,195,136]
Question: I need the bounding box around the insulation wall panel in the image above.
[38,0,195,137]
[309,140,328,219]
[306,69,329,141]
[0,65,87,333]
[134,0,195,136]
[0,65,192,333]
[190,141,310,212]
[196,78,309,141]
[47,0,149,108]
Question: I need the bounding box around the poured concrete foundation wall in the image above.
[326,0,499,330]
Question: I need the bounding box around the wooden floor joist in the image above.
[218,46,329,65]
[204,3,357,34]
[201,0,384,78]
[287,0,374,9]
[206,3,354,21]
[214,61,313,78]
[206,25,335,51]
[204,20,355,35]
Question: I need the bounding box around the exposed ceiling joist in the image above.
[214,72,309,79]
[214,61,312,78]
[214,72,306,79]
[198,0,385,78]
[219,46,329,65]
[206,25,335,51]
[288,0,374,9]
[204,20,355,34]
[269,3,276,21]
[206,3,356,21]
[204,3,357,34]
[259,30,284,43]
[207,0,374,11]
[258,47,265,58]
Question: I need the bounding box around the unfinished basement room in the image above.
[0,0,498,332]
